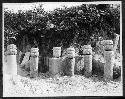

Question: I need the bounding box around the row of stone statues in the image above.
[4,40,115,80]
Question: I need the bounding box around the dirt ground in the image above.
[3,52,122,97]
[3,67,122,97]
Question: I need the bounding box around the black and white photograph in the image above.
[3,1,122,97]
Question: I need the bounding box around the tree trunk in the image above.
[73,30,79,44]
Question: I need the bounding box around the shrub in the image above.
[4,4,120,56]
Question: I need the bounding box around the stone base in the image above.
[6,55,17,75]
[75,56,84,74]
[104,51,114,80]
[30,57,39,78]
[64,57,75,76]
[49,58,61,76]
[84,55,92,77]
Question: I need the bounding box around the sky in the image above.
[3,1,121,13]
[3,2,84,13]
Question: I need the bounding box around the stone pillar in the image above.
[75,55,84,74]
[49,47,61,76]
[49,57,61,76]
[6,44,17,75]
[82,45,92,77]
[104,40,114,80]
[113,33,120,53]
[30,48,39,78]
[65,47,75,76]
[53,47,61,58]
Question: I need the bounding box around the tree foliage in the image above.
[4,4,120,54]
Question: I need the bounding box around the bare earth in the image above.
[3,67,122,97]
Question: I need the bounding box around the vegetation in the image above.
[4,4,120,55]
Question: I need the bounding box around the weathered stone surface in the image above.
[7,44,17,50]
[30,48,39,57]
[6,55,17,75]
[103,40,114,51]
[7,44,17,55]
[53,47,61,58]
[84,55,92,77]
[60,56,67,75]
[92,56,104,76]
[6,44,17,75]
[81,45,92,77]
[63,57,75,76]
[113,33,120,55]
[82,45,92,49]
[61,55,90,76]
[30,48,39,78]
[104,51,114,80]
[67,48,75,58]
[49,58,61,76]
[30,57,39,78]
[102,40,113,45]
[82,45,92,55]
[75,55,84,74]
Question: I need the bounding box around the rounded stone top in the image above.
[102,40,113,45]
[7,44,17,55]
[53,47,61,49]
[82,45,92,49]
[67,47,75,51]
[31,48,39,57]
[53,47,61,50]
[67,47,75,58]
[82,45,92,55]
[7,44,17,50]
[31,48,39,52]
[53,47,61,58]
[103,40,114,51]
[83,49,92,55]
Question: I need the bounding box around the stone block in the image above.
[49,57,61,76]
